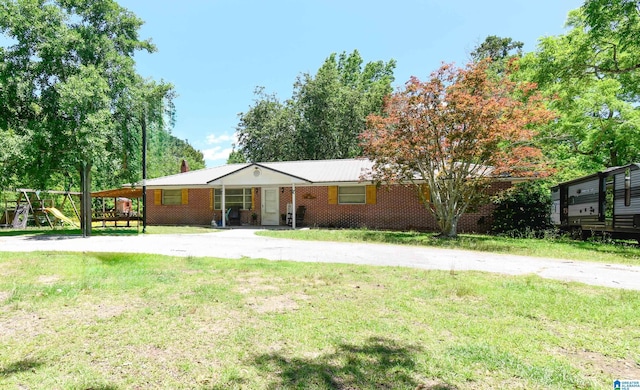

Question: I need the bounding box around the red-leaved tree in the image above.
[360,61,555,237]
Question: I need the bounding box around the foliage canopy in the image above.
[234,50,395,162]
[0,0,184,235]
[362,61,555,237]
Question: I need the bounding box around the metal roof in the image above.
[259,158,374,183]
[142,158,374,187]
[91,188,143,199]
[141,163,250,187]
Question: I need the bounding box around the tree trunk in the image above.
[441,217,459,238]
[435,214,459,238]
[431,195,460,238]
[79,161,92,238]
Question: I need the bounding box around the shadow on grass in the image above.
[92,252,143,266]
[0,229,52,237]
[0,358,44,376]
[217,337,457,389]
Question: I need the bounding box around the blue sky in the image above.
[119,0,584,167]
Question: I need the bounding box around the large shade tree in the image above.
[0,0,174,236]
[519,4,640,178]
[361,61,555,237]
[235,50,396,162]
[234,87,297,163]
[581,0,640,95]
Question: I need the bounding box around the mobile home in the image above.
[551,164,640,240]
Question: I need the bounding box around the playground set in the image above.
[0,188,141,229]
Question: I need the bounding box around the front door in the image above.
[261,188,279,225]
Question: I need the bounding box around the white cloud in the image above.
[202,146,233,164]
[206,133,235,145]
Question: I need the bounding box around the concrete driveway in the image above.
[1,228,639,290]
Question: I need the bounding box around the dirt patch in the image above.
[46,299,144,327]
[236,284,280,294]
[557,348,640,379]
[130,344,171,362]
[60,302,129,322]
[0,291,11,302]
[37,275,61,285]
[0,262,16,277]
[193,307,243,337]
[245,293,309,314]
[416,381,458,389]
[0,310,53,339]
[235,274,282,294]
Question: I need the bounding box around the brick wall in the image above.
[146,188,258,226]
[146,188,214,226]
[147,181,511,232]
[278,181,511,233]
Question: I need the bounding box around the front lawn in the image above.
[1,251,638,389]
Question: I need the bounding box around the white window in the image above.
[162,189,182,205]
[338,186,366,204]
[214,188,252,210]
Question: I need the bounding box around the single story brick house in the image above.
[141,158,513,232]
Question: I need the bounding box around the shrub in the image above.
[491,181,553,237]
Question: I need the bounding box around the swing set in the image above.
[0,187,142,229]
[0,189,80,229]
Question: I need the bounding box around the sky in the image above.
[118,0,584,168]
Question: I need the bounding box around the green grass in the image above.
[1,251,638,389]
[257,229,640,266]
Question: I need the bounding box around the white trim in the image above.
[292,183,296,229]
[261,187,280,226]
[337,185,367,205]
[221,183,226,228]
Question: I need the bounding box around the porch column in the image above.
[291,183,296,229]
[221,183,226,228]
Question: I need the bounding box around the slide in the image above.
[44,207,78,227]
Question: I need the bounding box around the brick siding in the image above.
[146,188,214,226]
[147,181,511,233]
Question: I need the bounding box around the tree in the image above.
[293,50,396,159]
[0,0,174,236]
[226,147,247,164]
[147,133,206,179]
[235,50,396,162]
[235,87,297,162]
[519,7,640,176]
[470,35,524,79]
[471,35,524,63]
[361,61,555,238]
[580,0,640,97]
